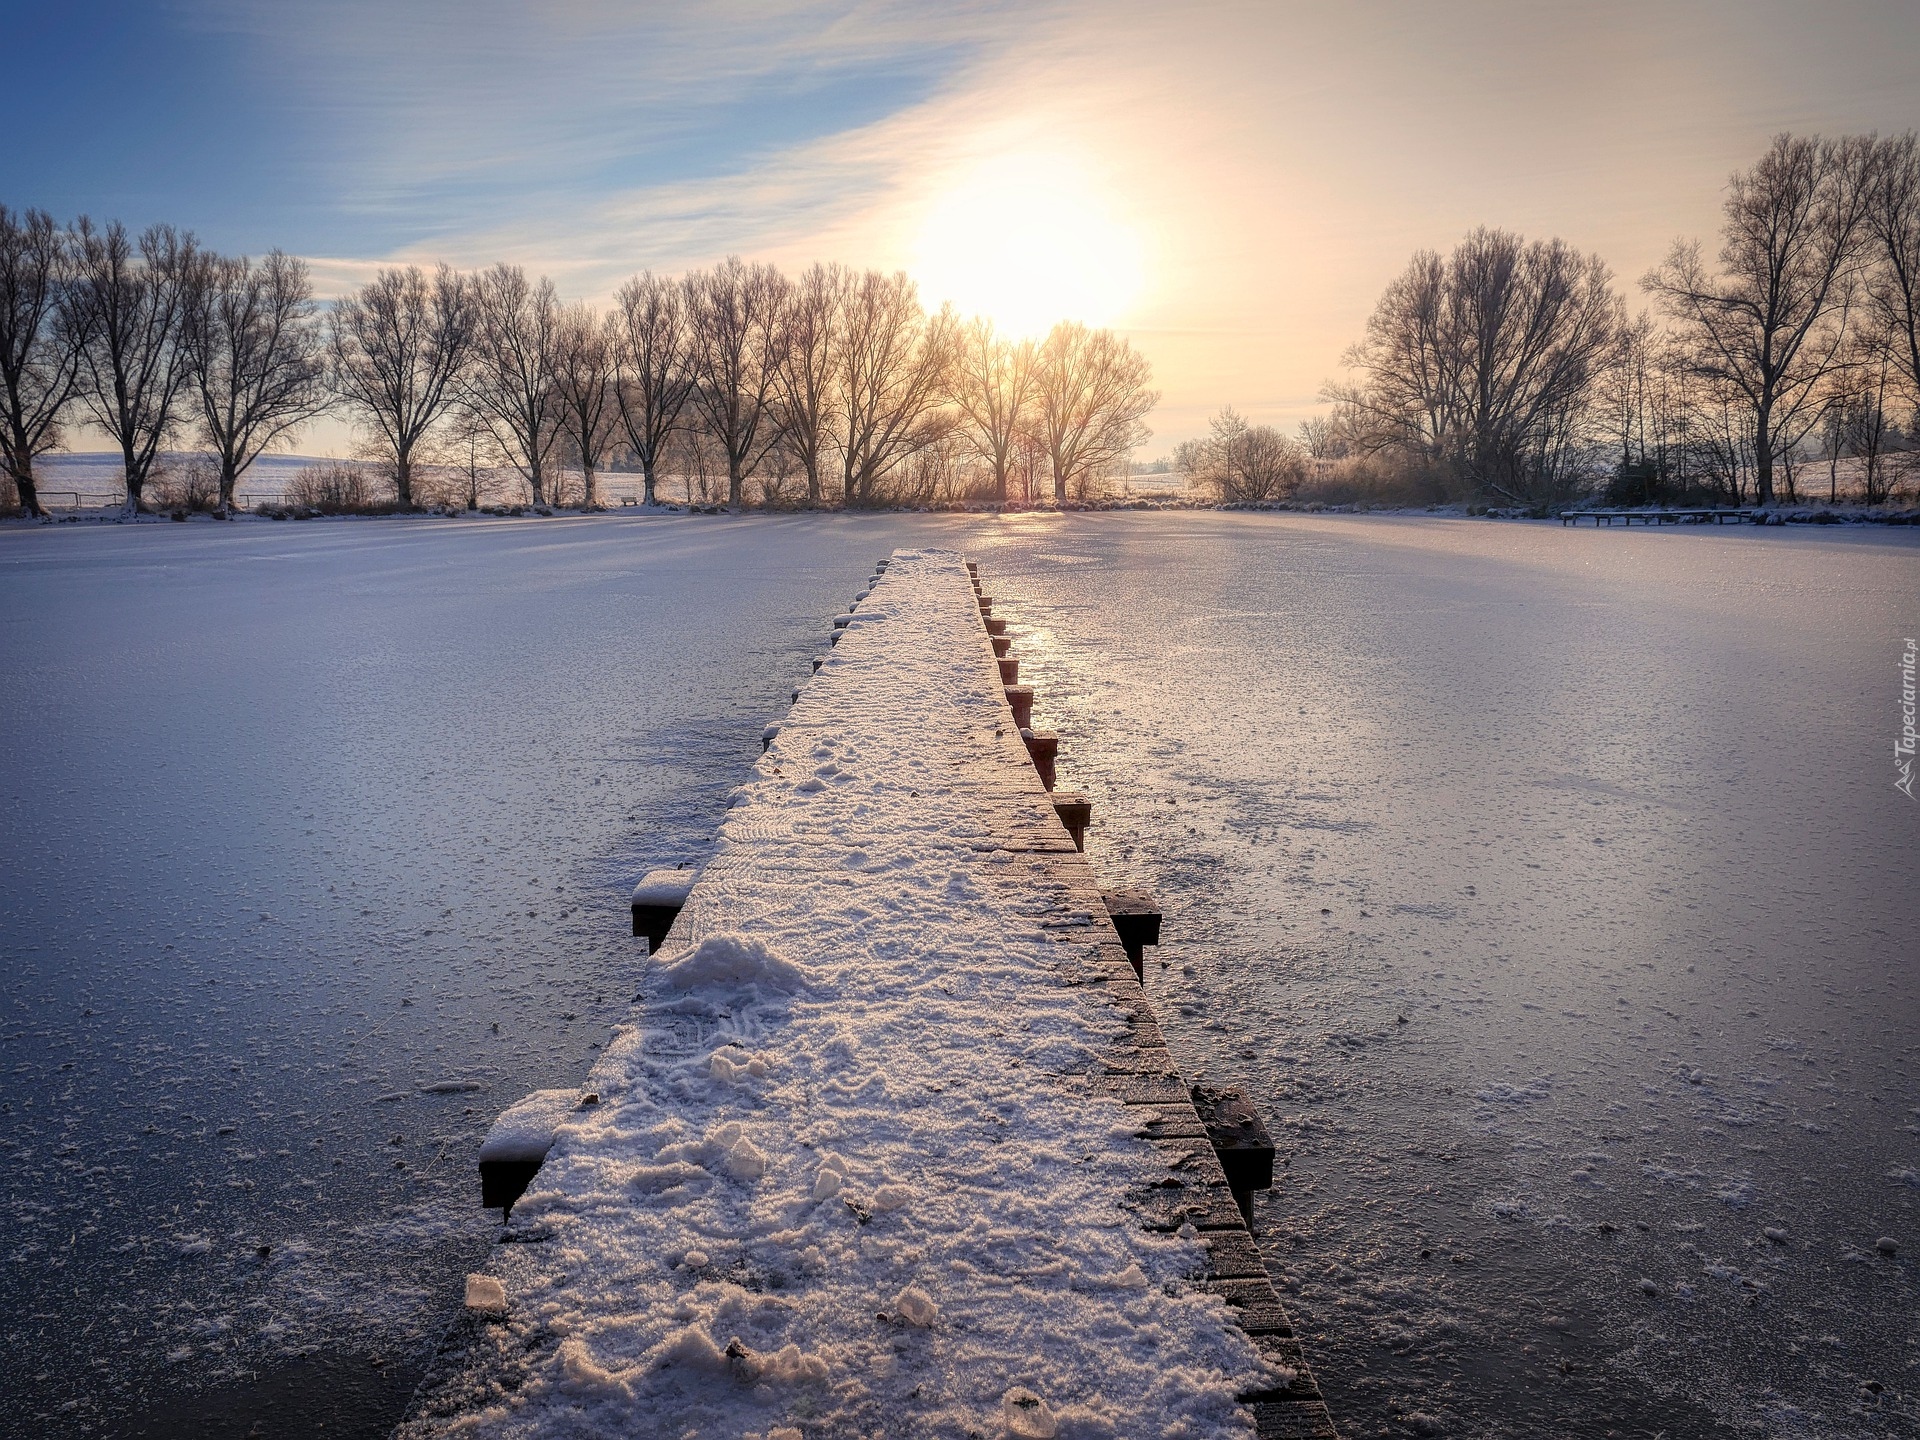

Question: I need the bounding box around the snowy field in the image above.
[1,511,1915,1438]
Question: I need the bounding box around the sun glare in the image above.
[910,151,1146,339]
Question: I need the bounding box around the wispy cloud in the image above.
[183,0,1049,241]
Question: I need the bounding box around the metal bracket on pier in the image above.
[1191,1084,1276,1228]
[1101,887,1162,978]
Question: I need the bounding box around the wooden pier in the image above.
[397,549,1335,1439]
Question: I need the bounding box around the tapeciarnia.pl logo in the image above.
[1899,638,1917,799]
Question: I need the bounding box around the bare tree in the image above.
[1034,322,1157,504]
[951,317,1037,506]
[1295,412,1348,462]
[1644,134,1873,505]
[833,271,955,506]
[1178,406,1305,502]
[1862,132,1920,418]
[0,206,90,518]
[685,257,787,510]
[772,262,845,506]
[182,249,326,514]
[1833,321,1909,505]
[328,264,474,509]
[465,264,564,506]
[550,302,617,508]
[1333,228,1621,505]
[70,220,200,515]
[610,271,695,507]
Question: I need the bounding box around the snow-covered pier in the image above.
[398,548,1333,1440]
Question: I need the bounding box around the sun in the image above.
[910,150,1147,339]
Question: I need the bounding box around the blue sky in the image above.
[9,0,1920,449]
[5,0,1002,258]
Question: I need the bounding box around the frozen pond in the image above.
[2,512,1915,1438]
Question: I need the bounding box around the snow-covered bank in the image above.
[397,550,1285,1439]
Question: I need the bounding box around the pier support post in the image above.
[1022,729,1059,790]
[1101,888,1161,978]
[630,868,696,952]
[1192,1085,1275,1228]
[1051,791,1091,850]
[1004,684,1034,729]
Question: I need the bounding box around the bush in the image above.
[150,457,221,513]
[284,463,394,515]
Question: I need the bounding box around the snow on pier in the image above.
[398,549,1332,1440]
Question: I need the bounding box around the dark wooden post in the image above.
[1192,1085,1275,1228]
[1051,791,1091,850]
[1005,684,1034,729]
[997,656,1019,685]
[1022,729,1058,789]
[1102,888,1162,978]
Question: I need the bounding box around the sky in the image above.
[9,0,1920,456]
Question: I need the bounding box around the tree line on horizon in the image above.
[0,222,1157,518]
[1182,132,1920,511]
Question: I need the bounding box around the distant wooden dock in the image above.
[398,549,1335,1439]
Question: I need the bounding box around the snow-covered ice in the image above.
[404,550,1268,1438]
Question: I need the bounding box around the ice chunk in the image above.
[656,932,808,992]
[478,1088,579,1165]
[891,1286,938,1327]
[631,867,698,906]
[724,1134,768,1182]
[464,1273,507,1314]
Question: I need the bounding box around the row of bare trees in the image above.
[1305,132,1920,508]
[0,208,1157,518]
[0,212,331,517]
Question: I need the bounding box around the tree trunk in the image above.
[1052,462,1067,506]
[804,455,820,507]
[583,464,598,510]
[728,459,743,511]
[1754,407,1774,506]
[120,439,147,516]
[395,453,414,510]
[993,458,1007,507]
[641,456,656,506]
[218,456,241,516]
[10,464,47,519]
[528,461,545,507]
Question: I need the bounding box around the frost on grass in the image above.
[407,550,1265,1439]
